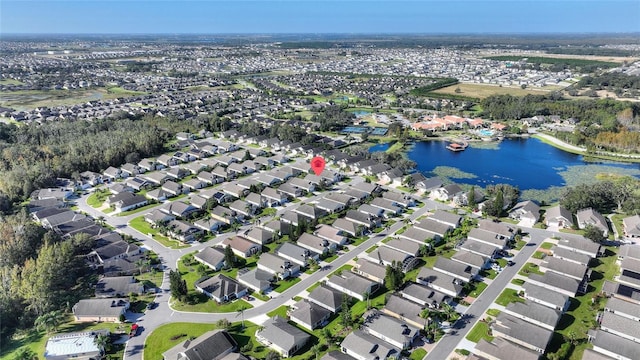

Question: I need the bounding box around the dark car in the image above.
[507,260,516,266]
[146,302,157,310]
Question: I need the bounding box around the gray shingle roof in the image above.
[257,316,310,353]
[492,313,553,350]
[504,301,562,328]
[475,338,541,360]
[591,329,640,360]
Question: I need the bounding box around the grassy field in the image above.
[273,277,302,293]
[483,55,619,68]
[0,88,144,110]
[518,262,544,277]
[266,305,288,318]
[433,83,556,99]
[143,322,219,360]
[540,242,554,250]
[0,79,24,85]
[468,281,488,298]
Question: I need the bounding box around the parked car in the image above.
[507,260,516,266]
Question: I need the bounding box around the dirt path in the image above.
[535,133,585,152]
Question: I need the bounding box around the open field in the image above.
[0,87,145,111]
[479,51,637,63]
[433,83,557,99]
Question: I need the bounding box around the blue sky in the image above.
[1,1,639,34]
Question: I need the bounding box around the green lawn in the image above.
[86,189,109,208]
[410,348,427,360]
[143,322,220,360]
[129,216,189,249]
[518,262,544,277]
[533,251,547,259]
[466,321,494,343]
[511,278,525,286]
[306,282,321,293]
[514,240,527,250]
[116,202,160,216]
[468,281,488,298]
[486,308,501,317]
[495,288,525,306]
[540,242,554,250]
[136,269,164,289]
[482,269,498,280]
[266,305,289,318]
[171,296,252,313]
[273,277,301,293]
[365,246,377,253]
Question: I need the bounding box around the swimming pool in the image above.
[478,129,495,137]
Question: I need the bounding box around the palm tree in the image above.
[34,310,66,334]
[439,303,458,322]
[311,344,322,360]
[11,348,37,360]
[94,333,110,353]
[364,291,371,310]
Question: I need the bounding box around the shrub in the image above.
[170,334,187,341]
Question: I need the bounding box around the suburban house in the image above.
[194,247,227,271]
[332,218,363,237]
[400,282,451,309]
[340,330,400,360]
[244,227,273,245]
[433,257,477,282]
[237,268,273,293]
[256,316,311,358]
[556,237,602,258]
[509,200,541,226]
[44,332,104,360]
[576,208,609,236]
[522,282,571,312]
[308,284,344,313]
[545,205,574,229]
[72,298,129,322]
[221,236,261,259]
[108,192,148,213]
[527,271,582,298]
[429,210,462,229]
[257,253,300,280]
[326,272,379,301]
[432,184,463,202]
[451,249,491,271]
[588,329,640,360]
[474,338,541,360]
[549,246,592,266]
[416,267,464,297]
[315,224,348,246]
[354,258,386,284]
[194,274,247,303]
[276,242,319,267]
[95,276,144,298]
[289,299,332,330]
[503,301,562,331]
[361,310,420,350]
[297,232,335,256]
[162,329,242,360]
[491,313,553,353]
[382,294,426,330]
[539,256,589,281]
[166,220,201,242]
[623,215,640,239]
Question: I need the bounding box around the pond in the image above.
[405,138,640,191]
[369,142,391,152]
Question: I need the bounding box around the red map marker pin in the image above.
[310,156,326,176]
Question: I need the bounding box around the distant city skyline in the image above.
[1,0,639,35]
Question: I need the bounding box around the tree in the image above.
[11,348,37,360]
[94,333,111,352]
[384,261,404,291]
[311,344,322,360]
[34,310,66,334]
[584,224,606,243]
[169,270,188,301]
[265,351,281,360]
[467,186,477,210]
[340,293,352,327]
[224,245,236,269]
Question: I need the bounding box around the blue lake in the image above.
[403,138,640,190]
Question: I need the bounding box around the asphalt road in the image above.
[424,228,590,360]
